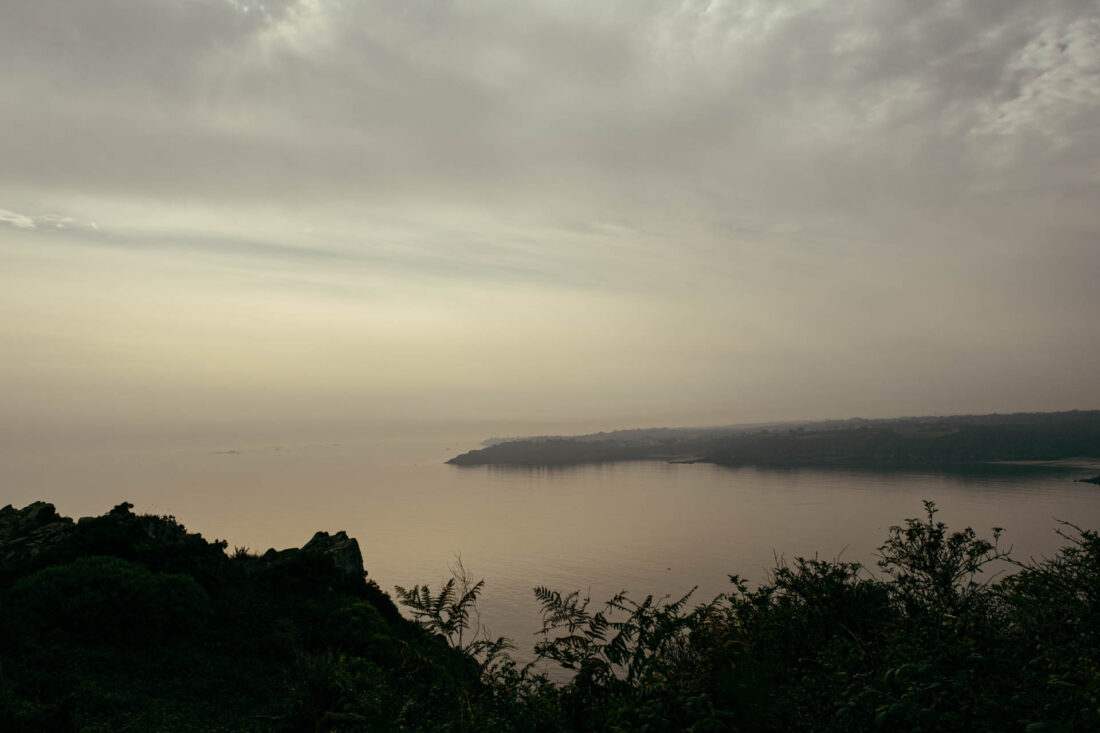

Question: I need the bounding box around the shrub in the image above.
[8,556,211,645]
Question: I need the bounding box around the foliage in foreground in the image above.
[2,500,1099,731]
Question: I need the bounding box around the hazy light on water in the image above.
[6,427,1098,665]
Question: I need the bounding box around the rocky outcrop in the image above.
[1,502,369,586]
[302,530,366,579]
[0,501,73,565]
[1,501,67,538]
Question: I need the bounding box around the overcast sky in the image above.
[2,0,1098,445]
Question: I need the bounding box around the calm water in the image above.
[6,427,1100,663]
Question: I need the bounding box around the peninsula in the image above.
[447,410,1100,468]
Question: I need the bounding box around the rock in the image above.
[1,501,368,585]
[302,530,366,579]
[1,501,65,539]
[0,501,73,565]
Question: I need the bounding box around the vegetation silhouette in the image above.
[2,500,1099,731]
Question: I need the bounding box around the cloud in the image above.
[0,208,36,229]
[1,1,1098,427]
[2,0,1093,264]
[3,0,1097,251]
[3,1,1094,208]
[0,206,100,233]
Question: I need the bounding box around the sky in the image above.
[2,0,1099,449]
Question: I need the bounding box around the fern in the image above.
[395,557,515,676]
[533,583,707,690]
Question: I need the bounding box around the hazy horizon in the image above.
[4,1,1099,449]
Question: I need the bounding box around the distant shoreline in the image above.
[446,410,1100,469]
[992,458,1100,471]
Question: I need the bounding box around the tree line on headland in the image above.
[447,410,1100,467]
[2,499,1099,731]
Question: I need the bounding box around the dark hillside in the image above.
[0,502,493,732]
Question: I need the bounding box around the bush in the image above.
[7,556,211,645]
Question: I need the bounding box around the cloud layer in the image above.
[2,0,1099,438]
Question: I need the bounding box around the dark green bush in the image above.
[8,556,210,645]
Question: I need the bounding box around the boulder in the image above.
[1,501,66,539]
[302,530,366,579]
[0,501,73,565]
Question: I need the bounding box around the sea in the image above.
[6,422,1100,667]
